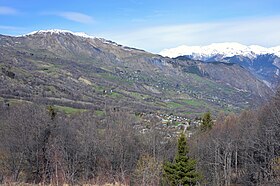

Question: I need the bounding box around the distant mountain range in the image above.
[0,30,273,116]
[160,43,280,88]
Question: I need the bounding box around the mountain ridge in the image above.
[17,29,146,52]
[159,42,280,59]
[0,30,273,116]
[160,43,280,89]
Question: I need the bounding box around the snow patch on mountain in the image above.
[22,29,96,39]
[19,29,146,53]
[160,42,280,59]
[20,29,132,49]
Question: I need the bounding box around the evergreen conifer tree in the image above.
[163,133,201,186]
[201,112,213,132]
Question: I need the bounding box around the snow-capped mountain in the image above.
[19,29,141,51]
[22,29,96,39]
[159,42,280,59]
[160,43,280,89]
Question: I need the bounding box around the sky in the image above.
[0,0,280,53]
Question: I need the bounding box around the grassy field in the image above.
[181,99,206,107]
[54,105,86,114]
[166,101,183,109]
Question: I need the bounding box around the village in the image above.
[133,112,203,139]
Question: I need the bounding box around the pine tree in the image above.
[163,133,201,186]
[47,105,56,120]
[201,112,213,132]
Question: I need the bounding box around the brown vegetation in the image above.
[191,91,280,185]
[0,103,176,185]
[0,91,279,185]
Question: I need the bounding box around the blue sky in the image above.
[0,0,280,52]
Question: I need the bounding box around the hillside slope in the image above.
[0,30,272,116]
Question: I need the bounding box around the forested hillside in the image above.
[192,91,280,185]
[0,91,279,185]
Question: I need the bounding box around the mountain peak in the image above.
[159,42,280,59]
[19,29,123,48]
[15,29,146,53]
[21,29,96,39]
[160,42,280,89]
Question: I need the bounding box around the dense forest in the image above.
[0,91,279,185]
[192,91,280,185]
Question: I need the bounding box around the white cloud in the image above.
[0,25,22,30]
[57,12,94,24]
[101,16,280,53]
[0,6,18,15]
